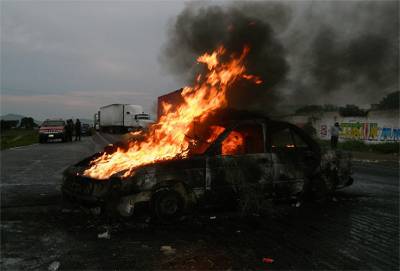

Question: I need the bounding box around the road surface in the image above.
[1,134,399,270]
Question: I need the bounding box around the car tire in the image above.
[311,175,331,203]
[152,190,184,224]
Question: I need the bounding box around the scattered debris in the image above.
[48,261,60,271]
[90,207,102,215]
[262,257,274,264]
[160,245,176,255]
[98,230,110,239]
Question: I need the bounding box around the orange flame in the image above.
[222,130,245,155]
[84,45,261,180]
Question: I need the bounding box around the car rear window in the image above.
[42,121,65,127]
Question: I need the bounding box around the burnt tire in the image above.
[152,190,184,224]
[311,175,331,203]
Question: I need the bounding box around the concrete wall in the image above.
[284,110,400,143]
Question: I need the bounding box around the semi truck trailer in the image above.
[98,104,153,133]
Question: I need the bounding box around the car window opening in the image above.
[271,127,296,150]
[222,124,264,155]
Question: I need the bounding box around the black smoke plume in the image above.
[161,1,398,111]
[160,4,289,113]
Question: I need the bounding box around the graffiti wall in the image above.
[284,110,399,143]
[336,122,399,141]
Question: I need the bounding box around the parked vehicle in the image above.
[81,123,91,136]
[98,104,154,133]
[62,111,353,222]
[94,112,100,131]
[39,119,66,143]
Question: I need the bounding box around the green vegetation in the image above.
[377,91,399,110]
[338,105,367,117]
[295,91,399,117]
[318,139,399,154]
[295,104,339,114]
[0,129,39,150]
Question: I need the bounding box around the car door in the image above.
[267,124,305,200]
[204,121,274,208]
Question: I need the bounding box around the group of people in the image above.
[65,119,81,142]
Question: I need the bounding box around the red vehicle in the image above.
[39,119,66,143]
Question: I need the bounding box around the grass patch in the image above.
[317,139,399,154]
[1,129,39,150]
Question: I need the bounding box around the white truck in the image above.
[98,104,154,133]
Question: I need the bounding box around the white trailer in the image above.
[99,104,153,133]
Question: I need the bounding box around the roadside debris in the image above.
[160,245,176,255]
[48,261,60,271]
[262,257,274,264]
[98,230,110,239]
[90,207,102,215]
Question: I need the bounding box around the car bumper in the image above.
[39,133,64,139]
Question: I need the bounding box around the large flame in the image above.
[84,45,261,180]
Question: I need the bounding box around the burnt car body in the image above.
[62,112,353,221]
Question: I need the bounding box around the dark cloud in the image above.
[160,1,399,110]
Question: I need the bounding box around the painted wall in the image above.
[285,110,399,143]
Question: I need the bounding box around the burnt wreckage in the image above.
[62,111,353,221]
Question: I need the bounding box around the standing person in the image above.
[67,119,74,141]
[330,122,341,149]
[64,121,69,142]
[75,119,81,141]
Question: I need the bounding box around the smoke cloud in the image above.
[160,1,398,112]
[160,3,290,113]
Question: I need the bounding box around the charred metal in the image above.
[62,111,353,222]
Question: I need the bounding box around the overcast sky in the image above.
[1,0,185,120]
[1,1,398,120]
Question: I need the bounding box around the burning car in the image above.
[62,110,353,222]
[63,46,353,221]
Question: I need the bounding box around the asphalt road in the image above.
[1,134,399,270]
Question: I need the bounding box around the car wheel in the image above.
[152,190,184,223]
[311,175,331,203]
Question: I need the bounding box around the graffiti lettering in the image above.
[322,122,399,142]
